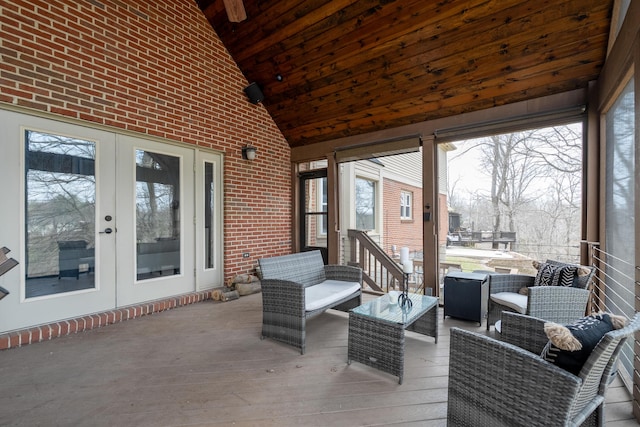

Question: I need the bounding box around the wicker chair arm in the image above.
[500,312,550,355]
[527,286,589,324]
[324,264,362,283]
[488,274,535,294]
[260,278,305,316]
[448,328,580,426]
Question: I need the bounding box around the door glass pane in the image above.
[204,161,215,269]
[25,131,96,298]
[303,176,328,248]
[135,150,181,280]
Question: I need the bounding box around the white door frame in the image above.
[0,110,117,332]
[195,150,224,290]
[0,108,224,334]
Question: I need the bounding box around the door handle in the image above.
[100,228,114,234]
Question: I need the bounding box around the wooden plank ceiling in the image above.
[198,0,612,148]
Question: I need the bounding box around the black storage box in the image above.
[443,271,489,325]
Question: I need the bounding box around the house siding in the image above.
[382,178,423,255]
[0,0,292,278]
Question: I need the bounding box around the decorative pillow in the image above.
[532,261,577,287]
[541,313,627,375]
[576,266,591,277]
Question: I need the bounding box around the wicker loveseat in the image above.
[258,250,362,354]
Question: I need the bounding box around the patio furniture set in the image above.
[259,250,438,383]
[258,251,639,426]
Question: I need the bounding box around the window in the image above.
[400,191,412,219]
[318,176,328,235]
[355,177,375,230]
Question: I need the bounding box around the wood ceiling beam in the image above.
[231,0,360,64]
[272,28,608,128]
[264,2,609,106]
[240,0,484,78]
[201,0,613,147]
[284,60,601,146]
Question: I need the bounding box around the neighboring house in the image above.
[338,145,453,262]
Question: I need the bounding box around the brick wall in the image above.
[382,179,451,254]
[382,178,423,255]
[0,0,292,278]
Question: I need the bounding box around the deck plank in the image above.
[0,293,634,426]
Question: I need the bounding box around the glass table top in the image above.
[351,293,438,326]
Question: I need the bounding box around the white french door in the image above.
[0,109,223,333]
[114,135,195,306]
[0,110,117,331]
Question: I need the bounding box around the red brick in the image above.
[40,325,52,341]
[98,313,109,326]
[49,323,61,338]
[19,330,31,346]
[9,333,21,348]
[78,317,88,332]
[104,312,114,325]
[59,321,70,336]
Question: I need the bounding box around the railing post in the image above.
[348,229,357,265]
[584,241,603,314]
[347,229,405,294]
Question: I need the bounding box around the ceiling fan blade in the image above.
[223,0,247,22]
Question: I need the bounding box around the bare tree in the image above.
[448,123,583,259]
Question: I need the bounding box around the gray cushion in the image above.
[305,280,361,311]
[490,292,527,314]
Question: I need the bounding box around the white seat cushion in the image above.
[305,280,360,312]
[490,292,528,314]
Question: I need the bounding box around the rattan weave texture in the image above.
[259,251,362,354]
[347,294,438,384]
[486,263,596,330]
[448,312,640,426]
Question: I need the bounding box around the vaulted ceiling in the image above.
[198,0,613,148]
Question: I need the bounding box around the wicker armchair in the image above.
[486,261,595,330]
[448,312,640,427]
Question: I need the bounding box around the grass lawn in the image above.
[441,256,487,272]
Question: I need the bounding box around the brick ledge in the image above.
[0,290,214,350]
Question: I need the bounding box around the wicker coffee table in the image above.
[347,293,438,384]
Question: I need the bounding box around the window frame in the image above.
[355,176,376,231]
[400,190,412,220]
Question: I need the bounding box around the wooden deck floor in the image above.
[0,293,636,426]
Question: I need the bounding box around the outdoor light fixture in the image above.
[242,145,257,161]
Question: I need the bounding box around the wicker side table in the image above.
[347,293,438,384]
